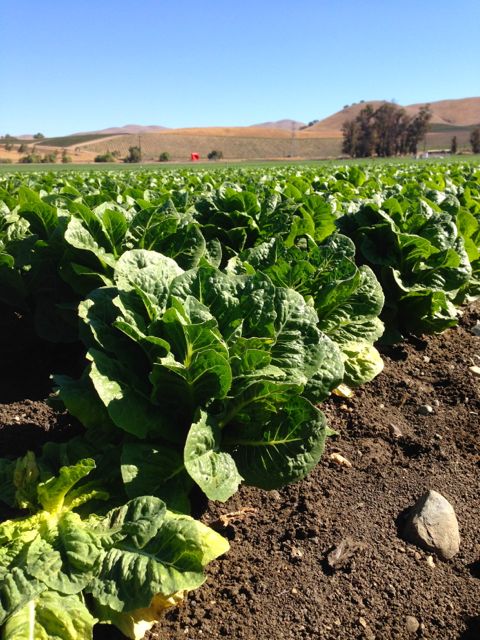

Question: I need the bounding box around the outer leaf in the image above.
[87,497,228,612]
[114,249,183,315]
[88,349,166,439]
[121,443,192,513]
[184,412,243,502]
[224,396,327,490]
[3,592,96,640]
[0,568,46,626]
[341,341,384,387]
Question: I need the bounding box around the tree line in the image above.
[342,103,432,157]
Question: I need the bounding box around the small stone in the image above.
[406,616,420,634]
[471,322,480,337]
[329,452,353,468]
[389,423,403,439]
[402,490,460,560]
[270,490,282,501]
[426,555,435,568]
[289,546,304,561]
[359,617,367,628]
[291,587,298,595]
[423,356,431,363]
[469,365,480,377]
[434,433,442,440]
[433,398,440,407]
[418,404,434,415]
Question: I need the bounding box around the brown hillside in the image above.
[152,126,292,138]
[308,101,390,133]
[310,97,480,134]
[405,97,480,126]
[74,125,169,135]
[251,119,306,131]
[82,131,342,161]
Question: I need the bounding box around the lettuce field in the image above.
[0,162,479,639]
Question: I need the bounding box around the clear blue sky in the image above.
[1,0,479,136]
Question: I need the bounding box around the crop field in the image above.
[0,161,479,639]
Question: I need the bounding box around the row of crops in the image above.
[0,162,479,639]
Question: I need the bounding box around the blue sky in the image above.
[1,0,479,136]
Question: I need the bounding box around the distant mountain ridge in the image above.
[73,124,169,135]
[6,97,480,145]
[73,98,480,137]
[251,119,306,131]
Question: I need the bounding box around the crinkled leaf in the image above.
[224,396,327,489]
[3,591,96,640]
[121,444,192,514]
[184,412,243,502]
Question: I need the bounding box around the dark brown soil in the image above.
[1,304,479,640]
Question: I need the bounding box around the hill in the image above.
[3,97,479,163]
[308,97,480,134]
[81,128,341,161]
[405,97,480,126]
[73,124,169,135]
[251,119,306,131]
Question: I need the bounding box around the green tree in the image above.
[18,143,28,153]
[341,119,360,157]
[33,132,45,139]
[470,128,480,154]
[124,145,142,163]
[406,105,431,154]
[207,149,223,160]
[41,151,58,163]
[19,152,42,163]
[94,152,116,162]
[341,103,431,158]
[62,149,72,163]
[450,136,458,155]
[159,151,170,162]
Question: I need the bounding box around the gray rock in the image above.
[403,490,460,560]
[471,321,480,337]
[405,616,420,634]
[418,404,434,415]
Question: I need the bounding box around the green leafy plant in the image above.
[0,455,228,640]
[56,250,343,506]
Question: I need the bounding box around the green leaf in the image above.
[25,514,101,595]
[3,592,96,640]
[114,249,183,314]
[64,217,116,269]
[224,396,327,489]
[0,568,46,626]
[87,349,165,439]
[341,341,384,387]
[121,443,192,513]
[37,459,95,513]
[184,412,243,502]
[87,497,228,612]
